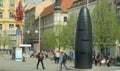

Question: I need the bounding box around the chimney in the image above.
[54,0,61,10]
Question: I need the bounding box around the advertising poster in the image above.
[15,48,22,61]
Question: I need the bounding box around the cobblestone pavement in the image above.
[0,54,120,71]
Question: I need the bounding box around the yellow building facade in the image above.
[0,0,25,49]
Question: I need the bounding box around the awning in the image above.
[19,44,31,47]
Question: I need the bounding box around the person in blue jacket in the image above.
[60,51,69,70]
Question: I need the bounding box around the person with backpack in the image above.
[60,51,69,70]
[36,51,45,69]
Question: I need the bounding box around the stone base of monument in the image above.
[77,69,92,71]
[69,66,92,71]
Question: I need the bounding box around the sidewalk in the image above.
[0,54,120,71]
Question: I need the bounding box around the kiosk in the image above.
[15,44,31,61]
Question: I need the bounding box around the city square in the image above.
[0,54,120,71]
[0,0,120,71]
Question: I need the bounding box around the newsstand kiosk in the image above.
[12,44,31,61]
[15,47,22,61]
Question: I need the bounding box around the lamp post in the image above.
[35,30,40,52]
[38,16,41,51]
[26,30,40,52]
[27,30,30,34]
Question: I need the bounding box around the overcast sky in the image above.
[25,0,42,5]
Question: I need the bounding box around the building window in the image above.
[11,35,16,40]
[0,12,2,18]
[108,3,112,10]
[10,0,14,6]
[9,24,14,30]
[64,17,67,22]
[0,24,2,30]
[117,8,120,17]
[0,0,3,6]
[9,12,13,18]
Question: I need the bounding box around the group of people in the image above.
[26,50,114,70]
[36,50,70,70]
[93,54,112,67]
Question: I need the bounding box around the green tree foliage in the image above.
[61,13,77,49]
[0,35,11,49]
[91,0,119,49]
[41,28,56,49]
[54,24,63,51]
[60,26,70,49]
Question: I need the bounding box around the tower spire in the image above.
[54,0,61,10]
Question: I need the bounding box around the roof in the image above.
[24,3,37,11]
[35,0,54,19]
[40,3,55,17]
[60,0,75,12]
[25,0,75,19]
[40,0,75,17]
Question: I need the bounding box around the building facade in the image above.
[24,0,54,51]
[35,0,75,51]
[0,0,25,49]
[24,0,75,51]
[68,0,120,56]
[114,0,120,17]
[114,0,120,56]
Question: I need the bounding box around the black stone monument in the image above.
[75,6,92,69]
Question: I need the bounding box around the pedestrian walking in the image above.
[55,51,60,63]
[60,51,69,70]
[22,53,26,62]
[36,51,45,69]
[106,56,111,67]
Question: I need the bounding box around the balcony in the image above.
[0,18,16,22]
[9,7,16,11]
[0,30,16,34]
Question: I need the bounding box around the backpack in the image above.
[63,54,67,62]
[39,53,43,58]
[37,52,44,60]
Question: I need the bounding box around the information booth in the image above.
[15,44,31,61]
[19,44,31,57]
[15,47,22,61]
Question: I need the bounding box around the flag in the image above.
[16,1,23,16]
[15,0,23,26]
[16,28,20,35]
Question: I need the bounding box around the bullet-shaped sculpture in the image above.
[75,6,92,69]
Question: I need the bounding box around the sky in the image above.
[25,0,42,5]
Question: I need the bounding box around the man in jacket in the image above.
[36,51,45,69]
[60,51,69,70]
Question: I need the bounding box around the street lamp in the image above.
[27,30,30,34]
[35,30,40,52]
[35,30,38,34]
[26,30,40,52]
[38,16,41,51]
